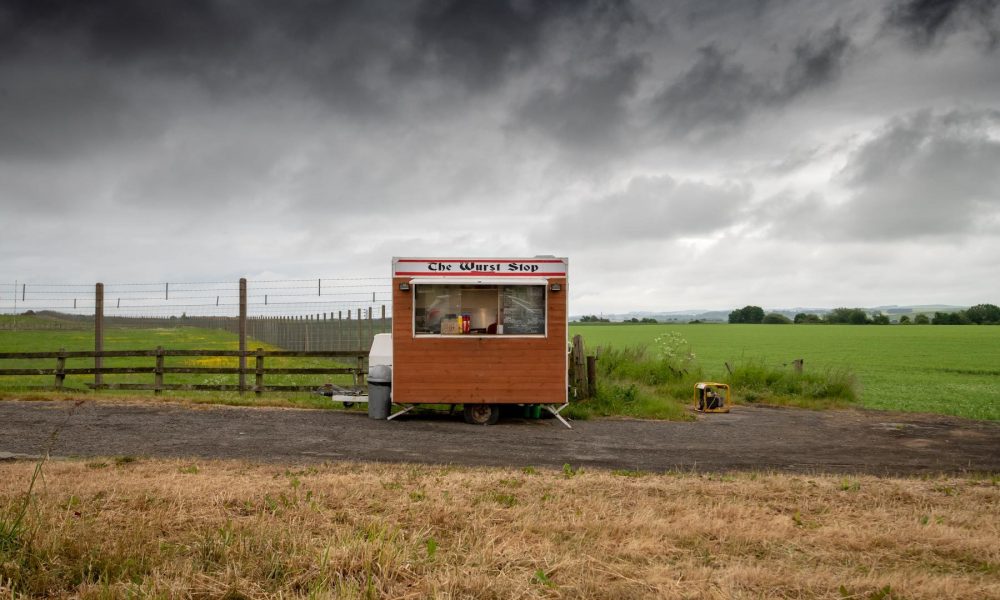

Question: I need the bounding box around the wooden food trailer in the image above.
[390,256,570,426]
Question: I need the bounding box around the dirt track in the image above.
[1,399,998,475]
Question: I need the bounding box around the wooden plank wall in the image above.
[392,277,567,405]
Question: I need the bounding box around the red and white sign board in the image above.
[393,257,568,277]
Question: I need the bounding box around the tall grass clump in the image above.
[1,441,60,594]
[726,359,858,409]
[0,459,41,558]
[566,334,702,421]
[599,332,701,385]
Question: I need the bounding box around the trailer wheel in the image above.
[463,404,500,425]
[342,401,355,408]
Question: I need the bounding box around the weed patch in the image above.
[726,359,858,409]
[565,344,699,421]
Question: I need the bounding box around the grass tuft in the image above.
[726,359,858,409]
[565,345,700,421]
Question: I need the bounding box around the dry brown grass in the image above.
[0,459,997,599]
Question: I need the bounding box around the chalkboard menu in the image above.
[502,285,545,334]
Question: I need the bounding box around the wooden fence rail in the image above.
[0,348,368,396]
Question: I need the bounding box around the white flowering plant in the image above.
[653,331,696,370]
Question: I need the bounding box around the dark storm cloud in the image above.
[652,46,766,141]
[885,0,1000,51]
[782,26,852,98]
[0,0,643,163]
[0,0,411,110]
[0,66,147,161]
[0,0,406,166]
[652,25,851,142]
[0,0,248,68]
[407,0,580,91]
[886,0,965,47]
[671,0,786,29]
[513,54,646,152]
[0,0,630,89]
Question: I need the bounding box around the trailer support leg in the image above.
[544,403,573,429]
[387,405,414,421]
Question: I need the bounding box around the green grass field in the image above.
[0,319,357,409]
[570,323,1000,420]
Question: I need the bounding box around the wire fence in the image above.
[0,278,393,350]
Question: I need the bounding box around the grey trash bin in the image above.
[367,364,392,420]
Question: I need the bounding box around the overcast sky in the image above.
[2,0,998,315]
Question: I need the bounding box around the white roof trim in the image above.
[408,277,549,286]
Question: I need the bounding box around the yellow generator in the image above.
[694,382,730,413]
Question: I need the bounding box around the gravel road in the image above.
[2,399,998,475]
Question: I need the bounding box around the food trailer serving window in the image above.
[411,278,547,336]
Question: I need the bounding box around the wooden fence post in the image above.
[356,354,365,389]
[586,355,597,396]
[356,308,362,350]
[571,340,580,398]
[95,283,103,388]
[571,334,588,399]
[255,348,264,397]
[154,346,164,395]
[55,347,66,390]
[239,278,247,394]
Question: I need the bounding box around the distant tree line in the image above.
[727,305,765,324]
[822,308,890,325]
[729,304,1000,325]
[728,305,795,324]
[575,315,659,323]
[929,304,1000,325]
